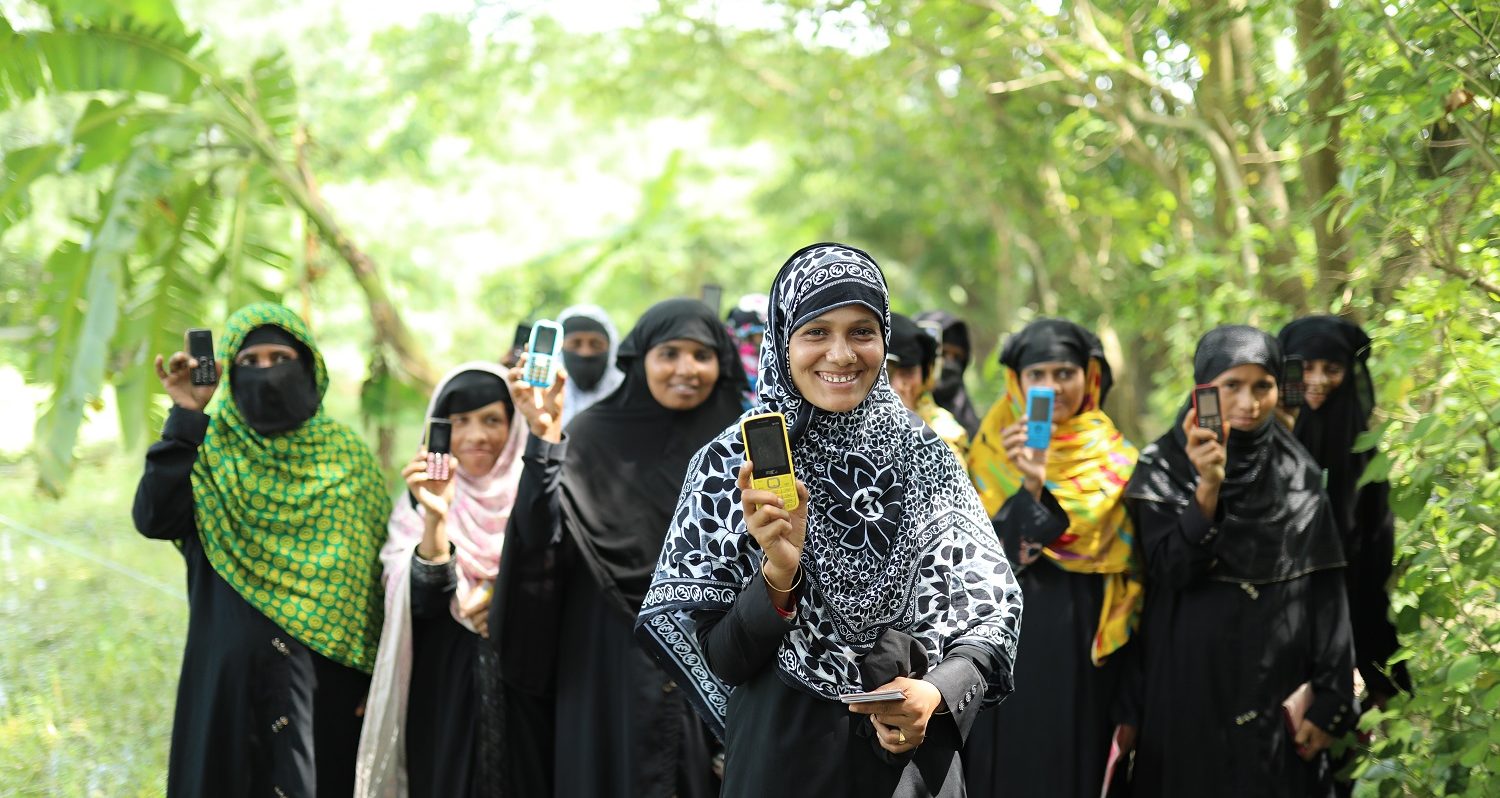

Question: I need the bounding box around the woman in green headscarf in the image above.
[133,303,389,797]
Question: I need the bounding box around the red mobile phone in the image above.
[1192,384,1223,443]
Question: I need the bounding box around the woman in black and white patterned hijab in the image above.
[637,242,1022,797]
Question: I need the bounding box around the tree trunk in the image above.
[1295,0,1352,305]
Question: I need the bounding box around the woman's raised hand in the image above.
[1182,408,1226,517]
[402,447,455,520]
[507,357,568,443]
[1000,421,1047,499]
[154,332,223,413]
[737,460,809,600]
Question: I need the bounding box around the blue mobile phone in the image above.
[524,320,564,388]
[1025,386,1055,450]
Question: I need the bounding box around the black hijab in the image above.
[1278,315,1377,545]
[998,318,1115,409]
[1124,325,1345,583]
[886,312,937,379]
[231,325,320,436]
[915,310,982,437]
[432,369,513,419]
[560,298,747,617]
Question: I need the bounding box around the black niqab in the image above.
[1125,325,1345,583]
[231,325,320,436]
[560,298,747,617]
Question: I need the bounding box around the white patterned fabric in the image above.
[636,242,1023,738]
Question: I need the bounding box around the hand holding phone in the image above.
[1184,387,1227,508]
[154,329,223,413]
[1279,356,1305,409]
[999,421,1047,499]
[426,418,453,482]
[1024,387,1055,450]
[506,359,568,442]
[524,320,564,388]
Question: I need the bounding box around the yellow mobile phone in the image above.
[740,412,799,512]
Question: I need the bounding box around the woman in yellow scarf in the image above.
[962,319,1141,798]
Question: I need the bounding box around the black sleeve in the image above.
[1304,567,1357,736]
[410,544,458,619]
[510,434,568,554]
[1133,498,1223,592]
[992,488,1069,565]
[132,406,211,541]
[696,573,797,687]
[1348,480,1411,696]
[926,645,993,742]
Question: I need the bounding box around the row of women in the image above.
[132,243,1406,798]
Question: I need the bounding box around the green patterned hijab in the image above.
[190,303,389,673]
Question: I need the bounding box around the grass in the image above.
[0,447,186,796]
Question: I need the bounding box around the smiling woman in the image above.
[638,243,1023,798]
[517,298,748,798]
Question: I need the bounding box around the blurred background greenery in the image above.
[2,0,1498,794]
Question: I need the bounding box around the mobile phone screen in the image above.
[512,324,531,352]
[1028,394,1050,422]
[533,325,557,352]
[1197,391,1220,417]
[746,423,789,475]
[427,420,452,454]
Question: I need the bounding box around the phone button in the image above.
[765,477,781,488]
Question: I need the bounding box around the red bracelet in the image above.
[774,602,796,620]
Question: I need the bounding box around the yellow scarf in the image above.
[968,362,1141,664]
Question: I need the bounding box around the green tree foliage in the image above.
[0,0,435,493]
[3,0,1499,790]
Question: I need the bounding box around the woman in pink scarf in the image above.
[356,363,538,797]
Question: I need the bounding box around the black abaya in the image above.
[132,406,370,797]
[964,490,1120,798]
[1128,498,1355,798]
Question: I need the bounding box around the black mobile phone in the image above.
[186,328,217,385]
[1192,385,1223,443]
[701,284,723,317]
[1280,356,1306,408]
[426,419,453,481]
[503,323,531,368]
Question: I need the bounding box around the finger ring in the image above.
[897,728,907,745]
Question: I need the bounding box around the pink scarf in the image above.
[356,363,527,797]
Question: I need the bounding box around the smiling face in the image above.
[644,338,721,410]
[787,306,885,413]
[1303,358,1346,410]
[450,399,512,475]
[1208,363,1279,431]
[1018,360,1087,424]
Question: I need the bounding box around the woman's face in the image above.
[1208,363,1279,431]
[788,306,884,413]
[450,400,511,475]
[887,364,924,412]
[235,343,299,368]
[645,339,721,410]
[1303,358,1346,411]
[1018,360,1087,424]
